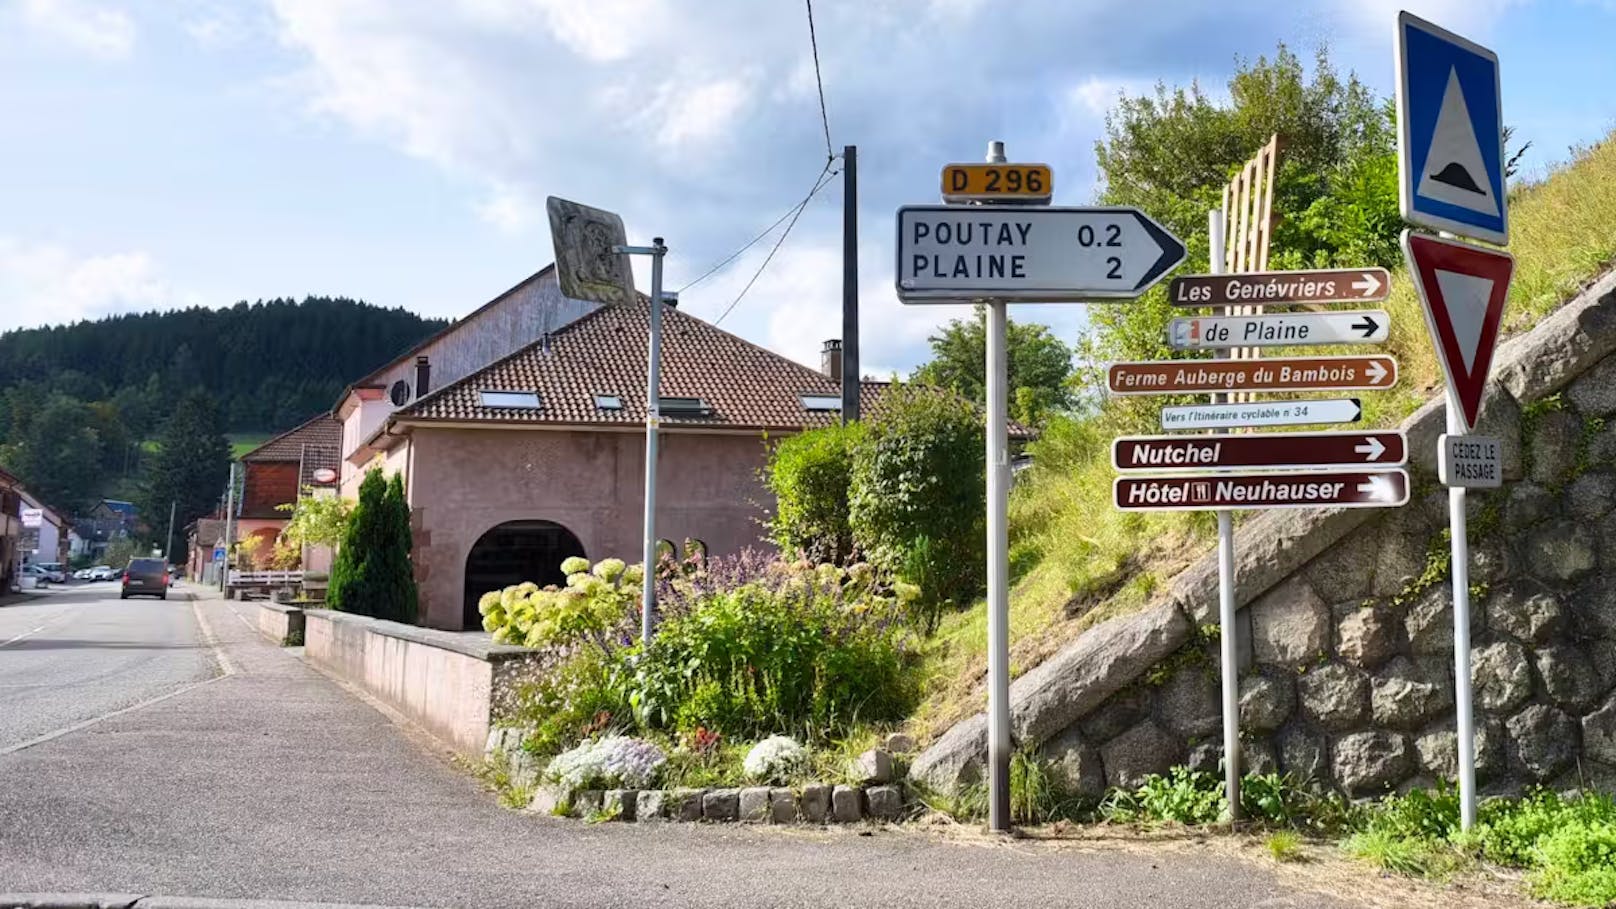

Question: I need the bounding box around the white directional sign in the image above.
[895,205,1186,302]
[1439,433,1502,488]
[1168,310,1388,350]
[20,508,42,528]
[1160,398,1363,432]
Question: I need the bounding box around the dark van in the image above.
[121,557,170,600]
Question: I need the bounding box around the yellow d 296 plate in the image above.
[940,163,1053,203]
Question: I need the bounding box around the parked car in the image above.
[21,564,51,587]
[88,565,115,581]
[73,568,94,580]
[36,563,67,583]
[120,558,170,600]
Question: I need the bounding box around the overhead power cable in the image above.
[713,162,840,326]
[804,0,833,161]
[677,158,839,294]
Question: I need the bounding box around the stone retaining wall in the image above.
[914,270,1616,799]
[255,602,304,646]
[304,609,544,756]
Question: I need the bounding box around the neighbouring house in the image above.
[234,414,342,569]
[74,499,139,558]
[185,517,231,585]
[333,265,881,631]
[16,490,69,567]
[0,465,21,590]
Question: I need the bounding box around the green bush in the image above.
[628,559,920,742]
[764,422,861,564]
[1101,767,1225,826]
[327,467,418,622]
[1529,820,1616,906]
[508,648,632,757]
[848,383,984,627]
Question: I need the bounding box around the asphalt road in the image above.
[0,582,217,751]
[0,590,1364,909]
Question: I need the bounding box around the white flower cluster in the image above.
[546,735,667,792]
[743,735,809,783]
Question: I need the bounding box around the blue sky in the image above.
[2,0,1613,379]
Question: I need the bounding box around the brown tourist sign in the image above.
[1114,469,1411,511]
[1112,430,1407,472]
[1106,355,1397,396]
[1168,267,1392,307]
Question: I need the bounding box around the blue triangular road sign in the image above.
[1396,12,1507,245]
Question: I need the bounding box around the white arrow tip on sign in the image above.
[1357,474,1398,502]
[1354,273,1382,297]
[1365,360,1389,384]
[1355,437,1386,461]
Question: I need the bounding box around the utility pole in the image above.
[841,144,860,420]
[164,500,176,566]
[219,462,236,593]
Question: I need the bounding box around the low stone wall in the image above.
[915,269,1616,799]
[304,609,543,756]
[255,602,305,646]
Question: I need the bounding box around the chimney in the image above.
[821,339,843,383]
[415,356,430,396]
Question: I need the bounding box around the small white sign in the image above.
[20,507,42,528]
[1160,398,1363,431]
[1438,433,1502,487]
[1168,310,1389,350]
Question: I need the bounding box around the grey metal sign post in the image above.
[548,196,665,647]
[981,140,1013,833]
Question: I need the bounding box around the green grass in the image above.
[910,134,1616,743]
[1266,830,1304,862]
[228,432,271,459]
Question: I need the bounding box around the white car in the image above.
[88,566,115,581]
[21,565,52,587]
[36,563,67,583]
[73,568,93,580]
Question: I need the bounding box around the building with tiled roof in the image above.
[341,268,900,630]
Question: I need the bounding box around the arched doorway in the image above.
[462,520,586,629]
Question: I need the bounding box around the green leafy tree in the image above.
[848,384,984,629]
[327,467,417,623]
[139,391,231,561]
[1080,44,1400,422]
[277,490,353,550]
[3,394,104,512]
[763,421,862,564]
[912,306,1075,426]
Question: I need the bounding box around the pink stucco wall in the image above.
[406,426,774,629]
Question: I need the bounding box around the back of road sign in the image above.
[547,196,636,305]
[1401,230,1513,432]
[1395,11,1507,245]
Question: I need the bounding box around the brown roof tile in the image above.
[242,415,345,462]
[397,299,886,431]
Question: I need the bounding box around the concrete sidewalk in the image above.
[0,596,1363,908]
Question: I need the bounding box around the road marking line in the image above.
[191,597,236,678]
[0,608,81,649]
[0,597,238,758]
[0,673,230,757]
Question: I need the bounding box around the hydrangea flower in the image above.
[743,735,808,783]
[592,558,627,583]
[560,556,591,576]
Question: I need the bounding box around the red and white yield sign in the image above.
[1401,230,1514,431]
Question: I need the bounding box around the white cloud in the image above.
[0,239,193,331]
[1331,0,1525,36]
[17,0,135,59]
[185,11,247,50]
[262,0,1332,375]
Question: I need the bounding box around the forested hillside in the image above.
[0,297,446,433]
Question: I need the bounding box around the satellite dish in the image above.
[389,380,412,406]
[312,468,338,484]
